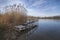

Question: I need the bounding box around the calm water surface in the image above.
[18,19,60,40]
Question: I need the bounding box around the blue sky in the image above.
[0,0,60,17]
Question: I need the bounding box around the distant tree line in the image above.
[27,16,60,19]
[40,16,60,19]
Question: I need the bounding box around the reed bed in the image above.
[0,4,27,40]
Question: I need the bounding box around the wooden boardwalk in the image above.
[14,20,38,32]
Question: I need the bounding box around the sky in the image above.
[0,0,60,17]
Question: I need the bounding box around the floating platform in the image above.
[14,21,38,32]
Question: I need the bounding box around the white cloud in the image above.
[0,0,58,16]
[30,0,47,7]
[27,8,47,17]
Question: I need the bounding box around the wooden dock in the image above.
[14,20,38,32]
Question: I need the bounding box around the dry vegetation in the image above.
[0,4,27,40]
[0,4,27,25]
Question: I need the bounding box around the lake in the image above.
[18,19,60,40]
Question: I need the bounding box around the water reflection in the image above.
[17,25,38,40]
[27,19,60,40]
[18,19,60,40]
[27,26,38,36]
